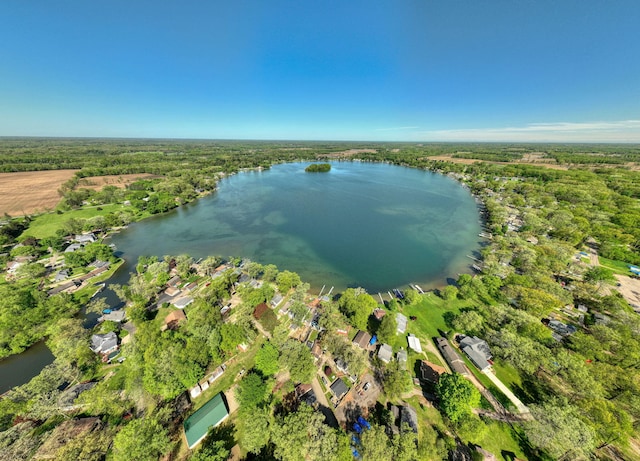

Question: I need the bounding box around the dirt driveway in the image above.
[615,275,640,311]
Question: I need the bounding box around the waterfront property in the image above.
[436,337,468,376]
[183,392,229,449]
[459,335,492,372]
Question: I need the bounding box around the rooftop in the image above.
[378,343,393,363]
[330,379,349,400]
[183,393,229,449]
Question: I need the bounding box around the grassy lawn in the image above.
[24,204,127,239]
[71,259,125,304]
[598,256,635,276]
[469,421,530,461]
[455,351,515,411]
[492,361,523,391]
[424,350,444,366]
[402,294,471,340]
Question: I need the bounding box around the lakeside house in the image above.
[90,332,118,355]
[378,344,393,364]
[270,293,284,308]
[99,310,126,323]
[74,233,97,244]
[436,337,468,376]
[64,243,82,253]
[172,296,194,309]
[396,313,408,334]
[397,348,408,369]
[183,392,229,449]
[459,335,492,372]
[420,360,447,384]
[352,330,372,349]
[407,334,422,353]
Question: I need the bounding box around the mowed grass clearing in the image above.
[24,204,132,239]
[402,293,471,340]
[599,256,636,276]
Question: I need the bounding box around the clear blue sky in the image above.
[1,1,639,142]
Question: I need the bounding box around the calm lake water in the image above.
[109,161,482,292]
[0,161,481,393]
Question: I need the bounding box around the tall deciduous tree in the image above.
[279,339,315,384]
[525,400,595,460]
[255,341,280,376]
[376,313,397,344]
[112,418,170,461]
[435,373,480,423]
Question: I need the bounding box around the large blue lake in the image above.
[0,161,483,392]
[110,161,482,293]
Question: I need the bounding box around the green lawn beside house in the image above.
[24,204,126,239]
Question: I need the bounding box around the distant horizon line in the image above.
[1,135,639,146]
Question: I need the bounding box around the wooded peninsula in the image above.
[1,139,640,461]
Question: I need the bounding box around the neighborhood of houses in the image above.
[72,255,532,458]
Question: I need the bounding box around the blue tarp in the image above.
[357,416,371,430]
[369,335,377,345]
[353,423,362,434]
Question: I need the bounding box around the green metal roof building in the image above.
[183,392,229,449]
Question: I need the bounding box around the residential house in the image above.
[172,296,194,309]
[335,358,349,374]
[54,269,70,283]
[64,243,83,253]
[436,337,467,375]
[167,275,182,288]
[407,334,422,353]
[164,286,181,297]
[459,336,492,372]
[183,393,229,449]
[163,310,187,331]
[330,379,349,400]
[270,293,284,308]
[74,233,97,244]
[397,349,408,369]
[311,341,323,360]
[373,308,386,321]
[400,405,419,433]
[99,310,126,323]
[90,332,118,355]
[388,404,419,434]
[396,313,408,334]
[420,360,447,384]
[352,330,372,350]
[378,344,393,364]
[249,279,263,289]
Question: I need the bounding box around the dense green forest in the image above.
[2,139,640,461]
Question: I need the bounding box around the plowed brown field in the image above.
[0,170,78,216]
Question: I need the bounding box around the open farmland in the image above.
[0,169,77,216]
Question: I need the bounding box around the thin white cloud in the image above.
[375,126,419,131]
[418,120,640,142]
